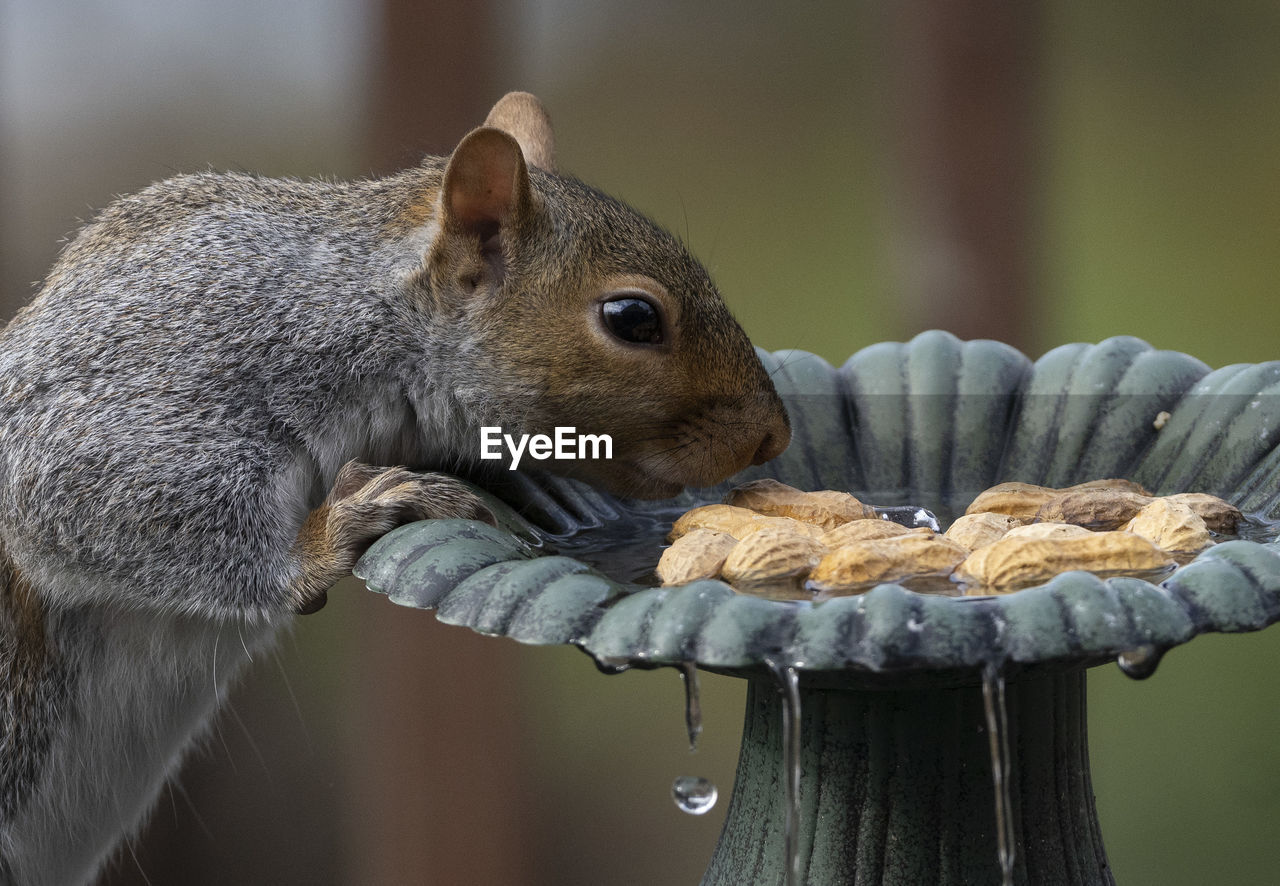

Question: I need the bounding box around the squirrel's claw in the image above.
[286,462,494,613]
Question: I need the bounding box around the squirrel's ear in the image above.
[439,126,532,248]
[482,91,556,173]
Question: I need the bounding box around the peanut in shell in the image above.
[723,478,875,531]
[745,516,828,541]
[964,479,1150,523]
[1003,522,1093,542]
[953,530,1175,593]
[669,504,759,541]
[1033,488,1153,531]
[657,529,739,586]
[1064,478,1151,496]
[807,534,969,593]
[819,519,930,547]
[943,512,1019,551]
[668,505,824,542]
[720,527,828,586]
[963,482,1056,521]
[1161,493,1241,534]
[1123,498,1212,554]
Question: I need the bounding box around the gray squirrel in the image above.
[0,92,790,884]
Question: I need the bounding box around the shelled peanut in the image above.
[656,477,1243,597]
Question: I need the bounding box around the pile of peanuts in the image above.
[657,478,1241,596]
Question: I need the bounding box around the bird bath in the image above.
[355,331,1280,885]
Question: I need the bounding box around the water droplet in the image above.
[671,775,718,815]
[766,659,803,886]
[981,661,1015,886]
[592,655,632,675]
[678,661,703,752]
[1117,644,1165,680]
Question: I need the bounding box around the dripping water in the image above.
[766,660,803,886]
[672,662,718,815]
[592,655,632,675]
[678,661,703,752]
[981,661,1015,886]
[1117,643,1165,680]
[672,775,718,815]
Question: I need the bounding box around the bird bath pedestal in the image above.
[356,332,1280,885]
[706,668,1102,885]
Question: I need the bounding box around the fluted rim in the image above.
[354,331,1280,681]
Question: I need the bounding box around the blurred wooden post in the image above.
[887,1,1042,351]
[366,0,502,167]
[345,2,538,885]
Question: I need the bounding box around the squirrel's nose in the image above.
[750,411,791,465]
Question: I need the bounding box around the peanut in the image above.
[723,478,875,530]
[1123,498,1211,554]
[668,504,827,543]
[657,529,739,586]
[808,534,969,593]
[1161,492,1241,534]
[943,512,1020,551]
[721,527,828,586]
[953,531,1174,593]
[1002,522,1093,542]
[819,519,929,547]
[1034,488,1153,531]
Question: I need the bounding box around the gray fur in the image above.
[0,167,473,883]
[0,97,789,884]
[1,605,278,885]
[0,170,453,617]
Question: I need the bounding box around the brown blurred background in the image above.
[3,1,1280,884]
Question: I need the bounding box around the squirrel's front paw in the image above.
[289,461,495,614]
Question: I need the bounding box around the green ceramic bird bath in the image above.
[355,330,1280,886]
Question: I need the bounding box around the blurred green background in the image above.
[3,1,1279,884]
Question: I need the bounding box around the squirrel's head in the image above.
[418,92,790,499]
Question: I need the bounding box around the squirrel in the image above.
[0,92,789,884]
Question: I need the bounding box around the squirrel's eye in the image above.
[601,296,663,345]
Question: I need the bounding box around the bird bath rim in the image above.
[354,330,1280,687]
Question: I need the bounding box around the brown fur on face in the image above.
[416,128,790,499]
